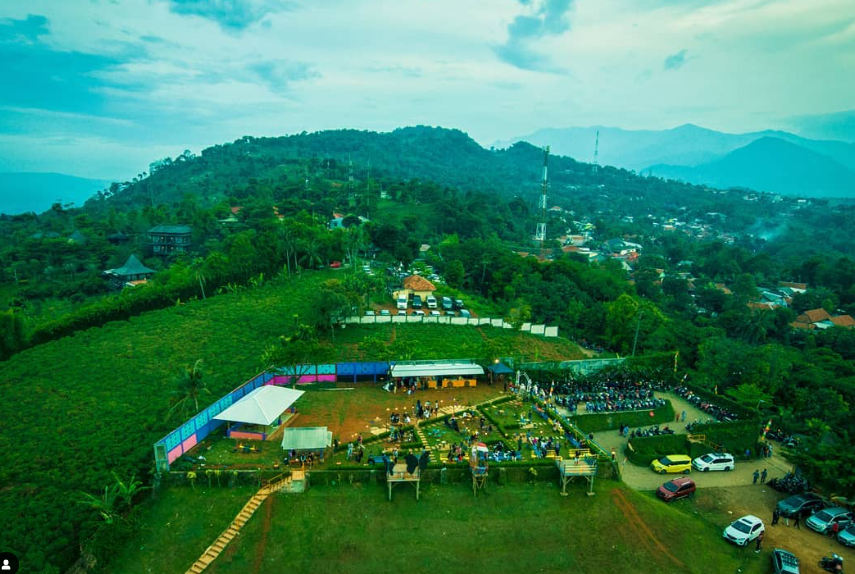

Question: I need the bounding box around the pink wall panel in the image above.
[311,374,336,382]
[167,445,183,463]
[229,430,265,440]
[181,434,197,453]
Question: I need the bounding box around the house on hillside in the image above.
[148,225,192,255]
[394,275,437,300]
[103,254,155,289]
[107,232,129,245]
[778,281,807,294]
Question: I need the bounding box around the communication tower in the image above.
[592,130,600,174]
[535,146,549,255]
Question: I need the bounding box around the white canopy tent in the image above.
[390,362,484,379]
[280,427,333,451]
[214,385,304,425]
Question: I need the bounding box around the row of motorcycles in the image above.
[581,398,667,413]
[767,472,810,494]
[673,386,739,421]
[629,425,676,438]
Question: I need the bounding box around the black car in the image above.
[776,493,824,518]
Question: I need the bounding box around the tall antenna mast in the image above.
[593,130,599,174]
[535,146,549,257]
[348,155,354,184]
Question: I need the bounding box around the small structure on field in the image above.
[470,442,489,496]
[557,450,597,496]
[214,385,303,441]
[387,450,430,501]
[280,427,333,463]
[390,360,484,389]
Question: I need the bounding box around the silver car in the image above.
[838,524,855,547]
[806,507,853,534]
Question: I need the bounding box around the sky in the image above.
[0,0,853,180]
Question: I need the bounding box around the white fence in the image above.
[342,315,558,338]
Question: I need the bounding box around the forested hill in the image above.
[88,126,727,215]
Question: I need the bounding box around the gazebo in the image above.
[214,385,304,441]
[487,361,514,389]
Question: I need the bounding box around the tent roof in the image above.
[112,254,155,276]
[214,385,304,425]
[487,362,514,375]
[390,362,484,378]
[280,427,332,450]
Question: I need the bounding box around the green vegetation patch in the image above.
[570,400,675,433]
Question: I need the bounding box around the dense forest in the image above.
[3,126,855,572]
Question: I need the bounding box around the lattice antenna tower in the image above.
[593,130,600,174]
[535,146,549,254]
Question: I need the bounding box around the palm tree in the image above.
[166,359,210,420]
[77,485,119,525]
[112,472,148,510]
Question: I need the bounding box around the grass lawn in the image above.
[113,480,768,574]
[109,485,259,574]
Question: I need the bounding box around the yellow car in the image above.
[650,454,692,474]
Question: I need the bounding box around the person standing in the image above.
[793,511,801,529]
[772,508,780,526]
[832,521,841,537]
[753,469,760,484]
[754,530,764,553]
[760,468,768,483]
[347,442,354,460]
[681,410,687,422]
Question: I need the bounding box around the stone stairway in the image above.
[184,471,303,574]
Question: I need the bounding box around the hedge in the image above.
[625,434,690,466]
[569,400,675,433]
[692,420,763,458]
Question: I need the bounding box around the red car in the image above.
[329,261,342,268]
[657,477,696,502]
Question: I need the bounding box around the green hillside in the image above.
[0,270,580,573]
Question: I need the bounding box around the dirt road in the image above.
[592,392,793,490]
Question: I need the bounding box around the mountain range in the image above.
[498,124,855,198]
[0,172,110,215]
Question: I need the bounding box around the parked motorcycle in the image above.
[819,554,844,573]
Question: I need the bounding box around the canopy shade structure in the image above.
[390,362,484,379]
[280,427,333,451]
[214,385,304,426]
[487,362,513,375]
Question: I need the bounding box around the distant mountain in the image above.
[497,124,855,174]
[0,172,109,215]
[648,137,855,197]
[786,109,855,143]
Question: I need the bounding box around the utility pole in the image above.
[535,146,549,257]
[631,309,644,356]
[593,130,599,174]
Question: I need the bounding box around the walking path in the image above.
[591,392,793,490]
[184,471,304,574]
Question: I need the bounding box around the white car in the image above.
[426,296,437,309]
[429,310,440,316]
[723,515,764,546]
[692,452,735,472]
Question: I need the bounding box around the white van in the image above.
[426,296,437,309]
[396,295,408,310]
[692,452,735,472]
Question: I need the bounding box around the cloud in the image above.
[0,14,50,44]
[663,48,688,70]
[166,0,293,31]
[494,0,575,72]
[249,60,319,92]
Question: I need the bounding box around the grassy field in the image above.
[0,270,582,572]
[112,481,769,574]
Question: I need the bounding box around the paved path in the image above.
[592,392,793,490]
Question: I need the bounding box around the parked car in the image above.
[380,309,391,316]
[651,455,692,474]
[776,493,824,518]
[460,309,471,318]
[441,296,453,310]
[453,298,465,310]
[412,295,423,308]
[445,310,457,317]
[426,296,437,309]
[364,310,375,316]
[397,310,407,316]
[656,477,696,502]
[396,295,408,310]
[412,310,425,316]
[772,548,800,574]
[806,507,853,534]
[429,310,440,316]
[692,452,735,472]
[837,524,855,547]
[723,515,765,546]
[329,260,341,268]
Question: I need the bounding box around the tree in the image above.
[166,359,210,420]
[260,324,334,385]
[444,259,465,288]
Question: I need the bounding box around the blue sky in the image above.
[0,0,853,180]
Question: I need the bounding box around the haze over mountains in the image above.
[499,124,855,198]
[0,172,110,215]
